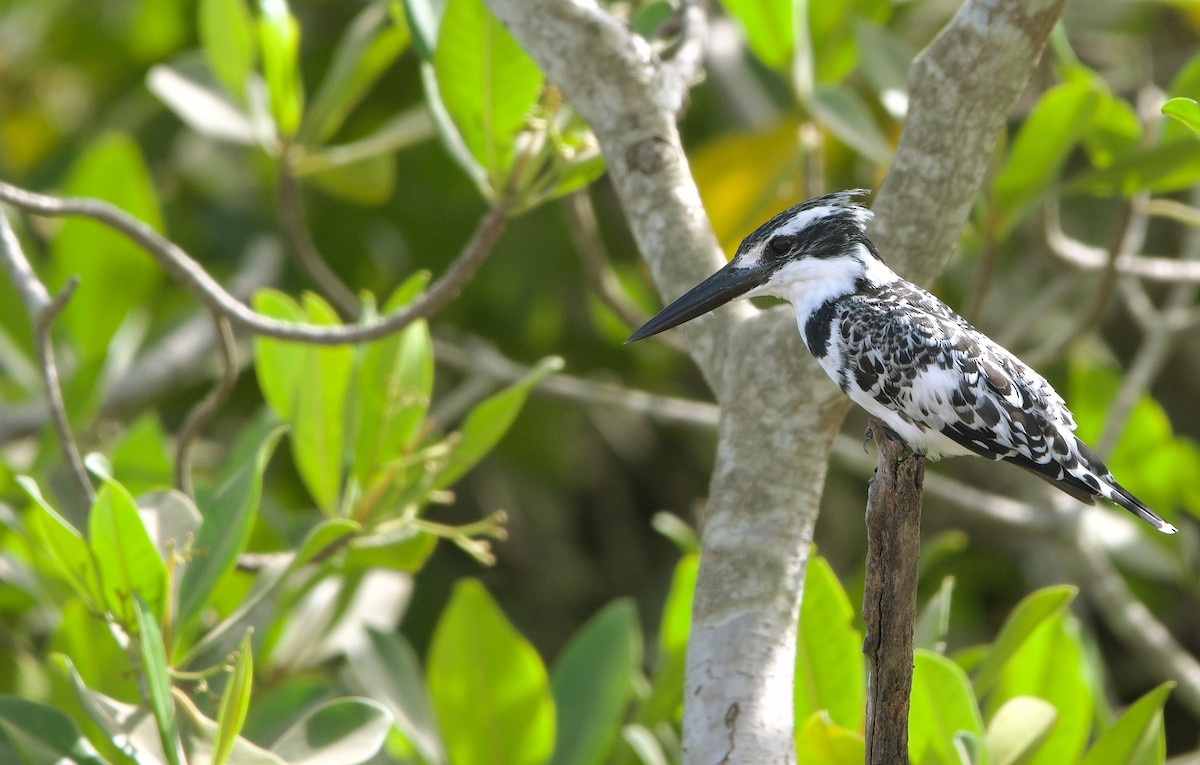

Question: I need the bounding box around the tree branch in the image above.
[0,210,94,504]
[0,181,507,345]
[863,421,924,765]
[174,313,239,498]
[278,167,362,317]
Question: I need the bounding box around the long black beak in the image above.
[626,261,768,343]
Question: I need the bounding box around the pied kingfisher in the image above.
[628,190,1177,534]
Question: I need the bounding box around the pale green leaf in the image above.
[810,84,891,165]
[433,0,544,194]
[986,697,1057,765]
[795,555,863,732]
[428,579,555,765]
[972,585,1077,697]
[213,632,255,765]
[199,0,257,101]
[90,482,168,625]
[909,650,985,765]
[0,697,107,765]
[270,698,391,765]
[258,0,304,136]
[1079,683,1172,765]
[134,597,183,765]
[718,0,792,70]
[793,711,866,765]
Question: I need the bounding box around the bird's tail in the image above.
[1100,480,1178,534]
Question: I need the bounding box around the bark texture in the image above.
[487,1,1065,762]
[862,421,926,765]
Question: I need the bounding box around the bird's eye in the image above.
[767,236,793,256]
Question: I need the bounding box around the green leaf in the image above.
[354,276,435,485]
[135,490,203,562]
[302,0,410,143]
[307,154,396,206]
[50,598,140,703]
[90,481,169,625]
[199,0,257,101]
[915,576,954,653]
[404,0,446,61]
[177,427,283,635]
[986,612,1093,765]
[795,555,864,732]
[992,78,1102,233]
[295,518,360,568]
[986,697,1057,765]
[909,650,985,765]
[53,654,171,765]
[258,0,304,137]
[718,0,792,70]
[1163,47,1200,144]
[175,687,284,765]
[433,0,545,195]
[810,84,891,165]
[110,414,174,496]
[49,133,163,359]
[349,629,446,765]
[134,597,183,765]
[428,579,555,765]
[213,632,255,765]
[253,289,308,420]
[551,600,641,765]
[793,711,866,765]
[0,696,107,765]
[270,698,392,765]
[1068,140,1200,196]
[434,356,562,489]
[972,585,1077,697]
[1079,683,1172,765]
[344,527,437,572]
[291,294,354,512]
[19,476,102,609]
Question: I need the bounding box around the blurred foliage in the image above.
[0,0,1199,762]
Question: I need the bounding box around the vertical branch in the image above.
[174,312,240,498]
[862,419,925,765]
[278,168,362,317]
[0,209,95,504]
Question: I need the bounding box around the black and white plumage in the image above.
[628,190,1177,534]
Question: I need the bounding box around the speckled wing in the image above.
[832,281,1100,497]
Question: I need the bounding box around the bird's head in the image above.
[627,189,886,343]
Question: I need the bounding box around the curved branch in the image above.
[278,167,361,317]
[0,181,507,345]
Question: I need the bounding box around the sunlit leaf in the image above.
[90,482,168,625]
[134,597,183,765]
[986,696,1057,765]
[1079,683,1172,765]
[992,78,1102,233]
[972,585,1077,697]
[19,477,102,609]
[53,654,171,765]
[291,294,354,512]
[147,65,259,145]
[795,555,864,732]
[258,0,304,137]
[199,0,257,101]
[354,275,434,485]
[909,650,985,765]
[49,133,163,359]
[1068,140,1200,196]
[213,632,255,765]
[986,612,1093,765]
[433,0,544,195]
[428,579,555,765]
[793,711,865,765]
[718,0,792,70]
[1163,97,1200,138]
[307,153,396,205]
[551,600,641,765]
[253,289,307,420]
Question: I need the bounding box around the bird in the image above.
[627,190,1177,534]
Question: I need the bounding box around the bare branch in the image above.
[278,167,361,317]
[174,313,239,498]
[0,181,507,345]
[0,209,94,503]
[862,421,924,765]
[660,0,708,104]
[1045,197,1200,283]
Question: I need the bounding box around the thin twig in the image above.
[1032,197,1142,364]
[863,419,924,765]
[659,0,708,113]
[174,313,239,498]
[0,181,508,345]
[0,209,94,504]
[278,167,361,317]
